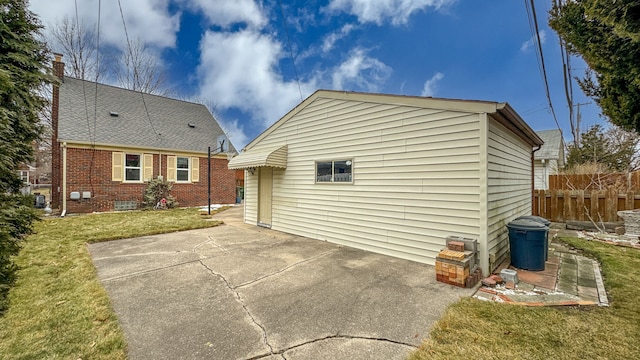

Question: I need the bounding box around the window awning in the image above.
[228,145,288,169]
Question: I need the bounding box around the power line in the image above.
[525,0,565,148]
[277,0,303,102]
[74,0,93,145]
[117,0,160,139]
[93,0,101,146]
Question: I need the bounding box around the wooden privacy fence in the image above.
[548,171,640,191]
[533,189,640,223]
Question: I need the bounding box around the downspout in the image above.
[61,142,68,217]
[532,145,542,214]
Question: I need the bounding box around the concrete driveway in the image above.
[89,205,473,359]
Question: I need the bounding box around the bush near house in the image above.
[143,178,178,209]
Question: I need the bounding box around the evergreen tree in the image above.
[549,1,640,131]
[0,0,55,313]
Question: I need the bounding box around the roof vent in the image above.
[110,111,119,117]
[188,123,196,128]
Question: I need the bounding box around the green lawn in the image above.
[409,237,640,359]
[0,208,223,360]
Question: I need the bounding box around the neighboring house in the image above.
[534,129,565,189]
[229,90,543,274]
[17,164,35,195]
[51,54,236,214]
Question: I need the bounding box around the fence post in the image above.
[576,190,585,221]
[550,190,559,222]
[627,191,635,210]
[606,187,617,222]
[563,190,571,222]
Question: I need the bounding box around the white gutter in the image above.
[61,142,67,217]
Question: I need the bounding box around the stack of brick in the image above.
[435,236,482,288]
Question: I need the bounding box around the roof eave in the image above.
[494,103,544,147]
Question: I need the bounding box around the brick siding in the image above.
[64,147,235,213]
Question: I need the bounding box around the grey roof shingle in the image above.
[58,77,236,154]
[535,129,563,160]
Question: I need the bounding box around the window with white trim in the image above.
[316,160,352,183]
[176,156,190,182]
[18,170,29,184]
[124,154,141,181]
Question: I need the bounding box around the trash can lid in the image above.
[507,219,548,230]
[515,215,551,226]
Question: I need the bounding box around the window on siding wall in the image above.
[316,160,352,183]
[125,154,141,181]
[176,156,190,182]
[18,170,29,183]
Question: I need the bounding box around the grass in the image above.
[409,237,640,360]
[0,208,224,360]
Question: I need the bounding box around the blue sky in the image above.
[30,0,602,150]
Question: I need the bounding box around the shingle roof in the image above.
[535,129,563,159]
[58,77,236,154]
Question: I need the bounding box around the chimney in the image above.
[53,52,64,80]
[51,53,64,209]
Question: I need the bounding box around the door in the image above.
[258,167,272,227]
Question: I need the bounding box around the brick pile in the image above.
[436,236,482,288]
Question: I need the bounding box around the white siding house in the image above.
[229,91,543,273]
[534,129,565,189]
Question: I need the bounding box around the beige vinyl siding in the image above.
[244,171,258,224]
[534,159,558,189]
[250,98,482,265]
[487,118,533,271]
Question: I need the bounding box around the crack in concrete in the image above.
[192,236,230,255]
[101,258,203,282]
[234,249,339,289]
[198,260,275,356]
[243,334,418,359]
[92,250,191,261]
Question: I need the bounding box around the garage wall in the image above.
[487,118,533,270]
[245,95,483,265]
[244,171,258,224]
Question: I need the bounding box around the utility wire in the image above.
[277,0,303,102]
[93,0,101,146]
[117,0,160,139]
[75,0,93,145]
[525,0,565,150]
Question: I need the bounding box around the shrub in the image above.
[143,178,178,209]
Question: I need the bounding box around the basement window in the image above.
[316,160,352,183]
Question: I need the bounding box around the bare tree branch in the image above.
[114,38,168,95]
[49,16,102,80]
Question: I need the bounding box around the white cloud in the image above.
[182,0,266,28]
[29,0,180,49]
[218,118,249,150]
[326,0,456,25]
[421,72,444,97]
[331,48,392,92]
[197,30,316,127]
[322,24,355,53]
[521,30,546,53]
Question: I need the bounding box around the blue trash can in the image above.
[516,215,551,261]
[507,219,548,271]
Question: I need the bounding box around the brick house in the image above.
[51,54,236,214]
